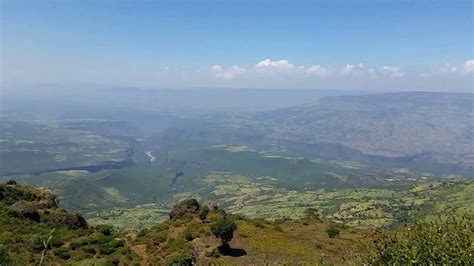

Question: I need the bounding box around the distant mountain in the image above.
[253,92,474,168]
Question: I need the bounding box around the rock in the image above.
[35,195,58,209]
[48,210,88,229]
[169,199,200,220]
[10,200,40,222]
[5,180,17,185]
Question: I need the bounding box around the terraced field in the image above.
[0,120,130,175]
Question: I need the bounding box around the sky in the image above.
[1,0,473,91]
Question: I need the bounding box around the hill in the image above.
[1,182,472,265]
[252,92,474,170]
[0,181,140,265]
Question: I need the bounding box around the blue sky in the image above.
[1,1,473,91]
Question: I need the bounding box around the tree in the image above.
[210,219,237,247]
[325,227,340,238]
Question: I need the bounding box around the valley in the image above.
[1,92,472,231]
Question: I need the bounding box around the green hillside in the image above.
[1,182,472,265]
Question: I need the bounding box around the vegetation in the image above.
[210,219,238,247]
[371,215,473,265]
[0,183,139,265]
[325,226,340,238]
[1,182,473,265]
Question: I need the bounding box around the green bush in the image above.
[166,254,193,266]
[325,227,340,238]
[97,224,114,236]
[99,239,124,255]
[69,241,82,250]
[53,247,70,260]
[81,246,97,254]
[0,244,11,265]
[371,216,474,265]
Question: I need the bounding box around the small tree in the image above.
[326,227,340,238]
[210,219,237,247]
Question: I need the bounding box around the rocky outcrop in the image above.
[169,199,200,220]
[10,200,40,222]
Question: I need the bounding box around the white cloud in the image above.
[430,59,474,76]
[340,63,367,76]
[441,64,457,73]
[380,66,405,78]
[340,64,404,78]
[211,65,246,80]
[304,65,332,77]
[255,58,294,69]
[463,59,474,73]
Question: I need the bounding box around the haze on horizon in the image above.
[0,1,473,92]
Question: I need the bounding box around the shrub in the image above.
[81,246,97,254]
[183,231,193,241]
[210,219,237,246]
[99,239,124,255]
[166,254,193,266]
[199,206,209,221]
[53,247,70,260]
[97,224,114,236]
[0,245,11,265]
[94,234,114,244]
[69,241,83,250]
[326,227,340,238]
[165,238,188,253]
[153,231,168,245]
[50,235,65,248]
[370,216,474,265]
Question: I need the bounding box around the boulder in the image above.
[10,200,40,222]
[169,199,200,220]
[48,210,88,229]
